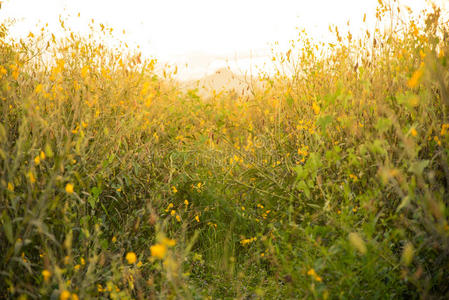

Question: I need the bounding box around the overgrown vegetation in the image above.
[1,2,449,299]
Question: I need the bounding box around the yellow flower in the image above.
[65,183,74,194]
[312,102,320,115]
[112,236,117,243]
[240,237,257,245]
[171,186,178,193]
[410,128,418,137]
[170,210,176,216]
[42,269,51,281]
[441,124,449,136]
[307,268,317,276]
[184,199,189,206]
[40,151,46,160]
[126,252,137,264]
[176,215,181,222]
[60,290,71,300]
[74,264,80,271]
[0,66,7,76]
[150,243,167,259]
[408,68,423,88]
[34,155,41,165]
[195,215,200,222]
[80,257,85,265]
[165,203,174,212]
[162,237,176,247]
[28,172,36,183]
[81,65,89,79]
[307,268,322,281]
[7,182,14,191]
[349,174,358,182]
[71,294,79,300]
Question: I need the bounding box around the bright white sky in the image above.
[0,0,444,79]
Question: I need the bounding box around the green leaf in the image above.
[297,180,311,198]
[294,165,308,180]
[316,115,333,133]
[285,94,294,107]
[44,143,54,158]
[375,117,392,133]
[369,139,387,156]
[88,186,102,209]
[408,160,429,176]
[2,211,14,244]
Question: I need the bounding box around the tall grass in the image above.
[1,2,449,299]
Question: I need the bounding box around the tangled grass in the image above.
[1,2,449,299]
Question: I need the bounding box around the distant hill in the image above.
[181,67,256,98]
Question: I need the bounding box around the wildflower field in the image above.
[1,2,449,299]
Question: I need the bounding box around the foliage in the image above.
[1,2,449,299]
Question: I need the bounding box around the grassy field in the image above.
[1,2,449,299]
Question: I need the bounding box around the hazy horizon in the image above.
[1,0,446,80]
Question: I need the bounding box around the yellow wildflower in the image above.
[349,174,358,182]
[7,182,14,191]
[312,102,320,115]
[441,124,449,136]
[150,243,167,259]
[65,183,74,194]
[410,128,418,137]
[307,268,322,281]
[240,237,257,245]
[126,252,137,264]
[60,291,71,300]
[408,68,423,88]
[28,172,36,183]
[42,269,51,281]
[195,215,200,222]
[0,66,7,77]
[162,237,176,247]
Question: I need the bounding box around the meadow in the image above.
[1,2,449,299]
